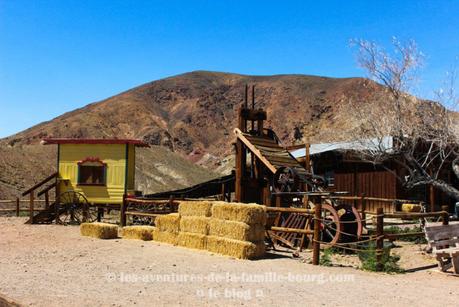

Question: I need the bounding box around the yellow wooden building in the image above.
[43,138,149,205]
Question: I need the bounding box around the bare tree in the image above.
[348,38,459,202]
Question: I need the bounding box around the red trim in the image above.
[42,138,149,147]
[77,157,107,166]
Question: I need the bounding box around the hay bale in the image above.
[209,218,265,242]
[178,201,213,217]
[122,226,156,241]
[80,222,118,239]
[155,213,180,233]
[180,216,210,235]
[177,232,207,250]
[206,236,265,259]
[153,229,178,245]
[211,202,267,225]
[401,203,422,213]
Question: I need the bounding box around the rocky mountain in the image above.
[0,71,385,199]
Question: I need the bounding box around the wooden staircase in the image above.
[21,172,59,224]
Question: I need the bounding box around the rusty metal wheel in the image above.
[310,203,342,245]
[335,204,363,242]
[56,191,96,225]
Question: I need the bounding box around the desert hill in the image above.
[0,71,385,199]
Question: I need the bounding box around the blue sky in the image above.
[1,0,458,138]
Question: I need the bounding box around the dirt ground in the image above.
[0,217,457,307]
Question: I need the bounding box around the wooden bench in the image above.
[425,223,459,274]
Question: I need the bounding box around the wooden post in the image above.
[312,202,322,265]
[55,178,60,224]
[360,193,366,228]
[235,140,246,202]
[16,197,20,217]
[441,205,449,226]
[429,183,435,212]
[44,191,49,210]
[97,207,103,222]
[221,183,226,201]
[29,191,35,224]
[376,207,384,272]
[120,194,127,227]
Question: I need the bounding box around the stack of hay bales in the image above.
[153,213,181,245]
[207,202,266,259]
[177,201,212,250]
[122,226,156,241]
[80,222,118,239]
[151,200,266,259]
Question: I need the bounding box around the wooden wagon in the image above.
[22,138,149,224]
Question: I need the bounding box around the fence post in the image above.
[376,207,384,272]
[29,190,35,224]
[360,193,366,228]
[120,194,127,227]
[16,197,20,217]
[312,202,322,265]
[441,205,449,225]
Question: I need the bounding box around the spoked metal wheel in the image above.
[56,191,96,225]
[310,203,342,245]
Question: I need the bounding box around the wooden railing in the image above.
[120,196,179,227]
[21,172,58,223]
[324,194,428,215]
[372,206,449,271]
[0,199,52,216]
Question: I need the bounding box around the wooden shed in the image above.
[43,138,149,205]
[289,138,458,213]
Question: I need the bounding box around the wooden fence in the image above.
[325,194,426,214]
[373,206,449,271]
[0,198,50,216]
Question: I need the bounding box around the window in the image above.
[77,158,106,185]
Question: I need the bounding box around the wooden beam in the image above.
[269,226,313,235]
[266,207,314,214]
[234,128,277,174]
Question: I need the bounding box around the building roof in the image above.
[42,138,150,147]
[290,136,393,158]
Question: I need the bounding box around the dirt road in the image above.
[0,217,457,306]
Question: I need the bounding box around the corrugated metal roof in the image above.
[290,136,393,158]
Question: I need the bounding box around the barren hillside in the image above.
[0,71,387,199]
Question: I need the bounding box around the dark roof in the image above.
[42,138,150,147]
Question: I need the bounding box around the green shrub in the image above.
[319,248,333,266]
[358,242,403,273]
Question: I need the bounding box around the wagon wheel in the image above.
[310,203,342,245]
[273,167,298,193]
[56,191,96,225]
[131,203,154,225]
[335,204,363,243]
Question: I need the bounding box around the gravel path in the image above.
[0,217,457,306]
